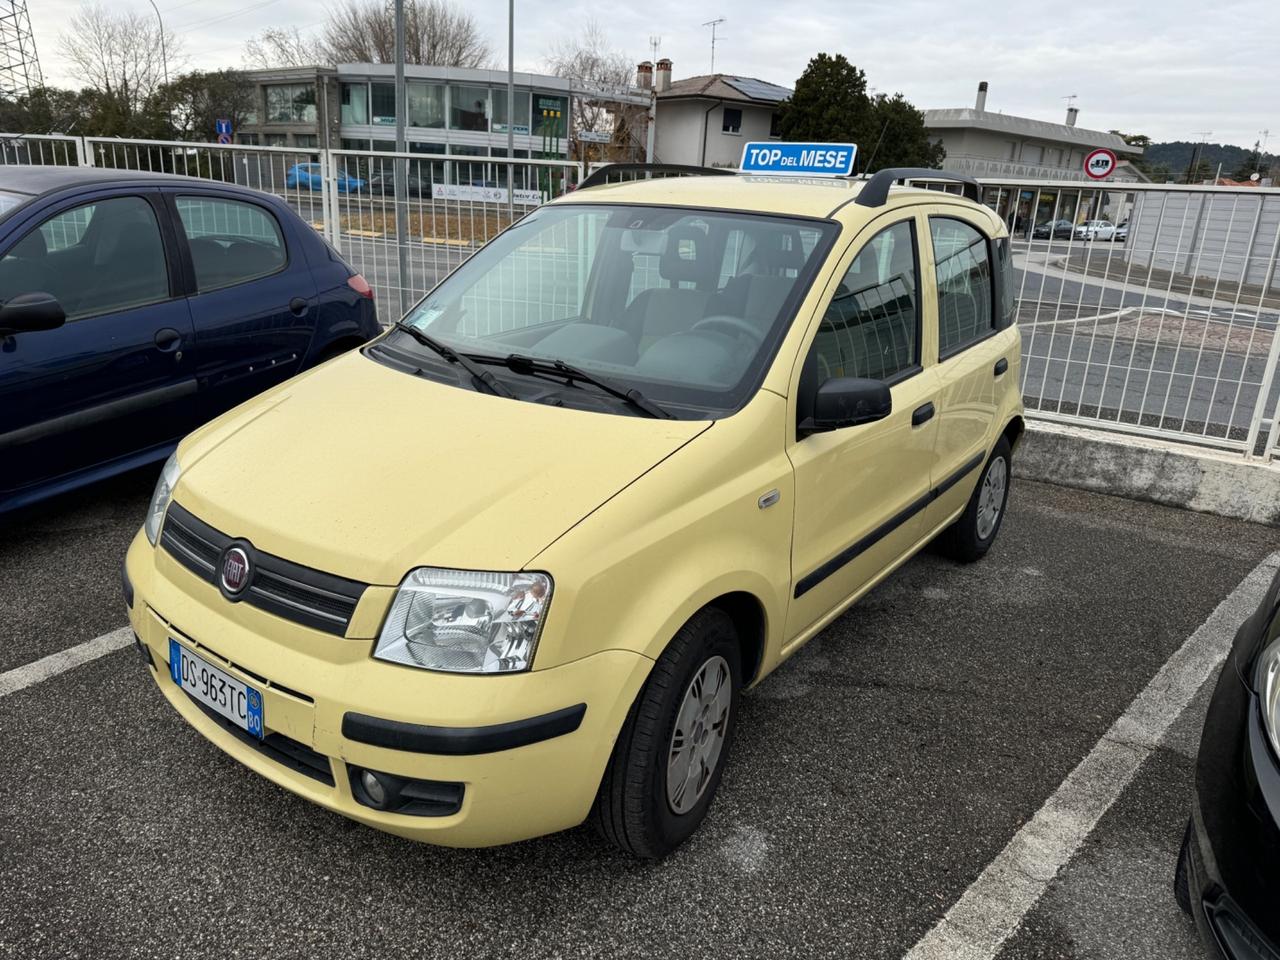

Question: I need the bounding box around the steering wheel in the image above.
[692,315,766,345]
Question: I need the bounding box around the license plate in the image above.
[169,638,264,739]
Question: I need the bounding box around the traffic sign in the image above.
[1084,148,1117,180]
[215,118,232,145]
[739,141,857,177]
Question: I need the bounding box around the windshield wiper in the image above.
[391,322,514,399]
[504,354,673,419]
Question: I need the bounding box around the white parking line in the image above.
[903,550,1280,960]
[0,627,133,699]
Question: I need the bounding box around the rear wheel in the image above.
[591,607,741,859]
[942,435,1011,563]
[1174,818,1193,915]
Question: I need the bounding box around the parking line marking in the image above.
[0,627,133,699]
[903,550,1280,960]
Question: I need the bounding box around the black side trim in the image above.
[794,450,988,598]
[122,558,134,610]
[342,703,588,756]
[0,379,197,451]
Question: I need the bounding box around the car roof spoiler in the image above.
[854,168,982,208]
[577,163,735,191]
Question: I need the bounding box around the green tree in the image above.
[155,70,258,142]
[1108,129,1152,148]
[865,92,945,170]
[776,53,875,164]
[777,53,940,172]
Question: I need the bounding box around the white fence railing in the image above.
[3,135,1279,460]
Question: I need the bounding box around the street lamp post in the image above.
[506,0,514,222]
[147,0,169,86]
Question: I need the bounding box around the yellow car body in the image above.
[125,172,1024,848]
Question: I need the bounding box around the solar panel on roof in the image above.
[724,77,792,102]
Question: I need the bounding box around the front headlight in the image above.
[374,568,552,674]
[1260,628,1280,760]
[143,453,181,546]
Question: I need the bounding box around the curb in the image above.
[1015,421,1280,527]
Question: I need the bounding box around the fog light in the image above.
[360,770,388,808]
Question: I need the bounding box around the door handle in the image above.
[994,357,1009,376]
[154,327,182,352]
[912,402,935,427]
[289,297,309,316]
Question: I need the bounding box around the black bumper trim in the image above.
[342,703,587,756]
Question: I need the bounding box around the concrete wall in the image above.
[654,100,779,167]
[1126,190,1280,291]
[1015,421,1280,526]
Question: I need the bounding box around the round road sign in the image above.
[1084,148,1117,180]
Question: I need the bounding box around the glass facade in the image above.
[341,83,368,125]
[492,90,531,135]
[371,83,396,125]
[265,84,316,124]
[407,82,445,128]
[450,86,490,131]
[532,94,568,141]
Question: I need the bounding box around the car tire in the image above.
[1174,818,1194,915]
[591,607,741,859]
[942,435,1012,563]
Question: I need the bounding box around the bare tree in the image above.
[546,21,638,158]
[57,4,184,114]
[244,27,326,70]
[320,0,490,67]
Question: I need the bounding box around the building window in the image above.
[341,83,368,124]
[1007,141,1018,160]
[450,86,490,131]
[341,137,371,151]
[294,134,318,148]
[371,83,396,125]
[769,111,781,138]
[1020,143,1043,165]
[492,89,531,135]
[265,83,316,124]
[264,133,287,147]
[532,94,567,141]
[238,133,260,146]
[722,107,742,135]
[407,81,445,128]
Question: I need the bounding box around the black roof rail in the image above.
[854,168,982,208]
[578,163,735,191]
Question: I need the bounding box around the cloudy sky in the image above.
[28,0,1279,149]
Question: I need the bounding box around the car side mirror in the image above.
[0,292,66,336]
[799,377,892,437]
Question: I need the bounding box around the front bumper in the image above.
[125,531,653,847]
[1187,618,1280,958]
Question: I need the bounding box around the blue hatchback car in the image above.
[0,166,380,514]
[285,163,366,194]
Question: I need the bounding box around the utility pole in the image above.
[147,0,169,86]
[506,0,514,221]
[702,18,725,73]
[1187,130,1212,184]
[393,0,409,318]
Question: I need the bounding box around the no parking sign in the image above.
[1084,148,1117,180]
[215,118,232,145]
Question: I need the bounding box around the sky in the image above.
[27,0,1280,150]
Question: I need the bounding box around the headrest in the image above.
[658,224,707,283]
[747,229,804,274]
[11,228,46,260]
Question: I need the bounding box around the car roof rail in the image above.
[854,168,982,208]
[577,163,736,191]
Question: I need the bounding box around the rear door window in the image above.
[176,196,287,293]
[930,217,995,357]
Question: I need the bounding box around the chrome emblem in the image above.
[220,546,251,595]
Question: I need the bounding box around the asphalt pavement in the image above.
[1,466,1276,959]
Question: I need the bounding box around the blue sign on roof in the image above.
[739,141,857,177]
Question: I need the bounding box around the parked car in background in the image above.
[1033,219,1076,240]
[1075,220,1116,241]
[1175,562,1280,959]
[368,172,432,198]
[1114,221,1129,242]
[285,163,366,194]
[0,166,379,514]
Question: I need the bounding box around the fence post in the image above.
[76,136,93,167]
[320,149,341,252]
[1244,201,1280,458]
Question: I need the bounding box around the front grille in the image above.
[190,696,335,786]
[160,502,367,636]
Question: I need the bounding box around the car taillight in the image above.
[347,274,374,299]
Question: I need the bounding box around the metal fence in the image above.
[2,134,1279,460]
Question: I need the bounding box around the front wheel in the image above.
[591,607,741,859]
[942,435,1011,563]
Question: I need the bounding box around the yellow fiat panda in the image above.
[124,158,1024,858]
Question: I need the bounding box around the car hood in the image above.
[174,352,712,585]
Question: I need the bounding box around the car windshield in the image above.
[387,203,836,417]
